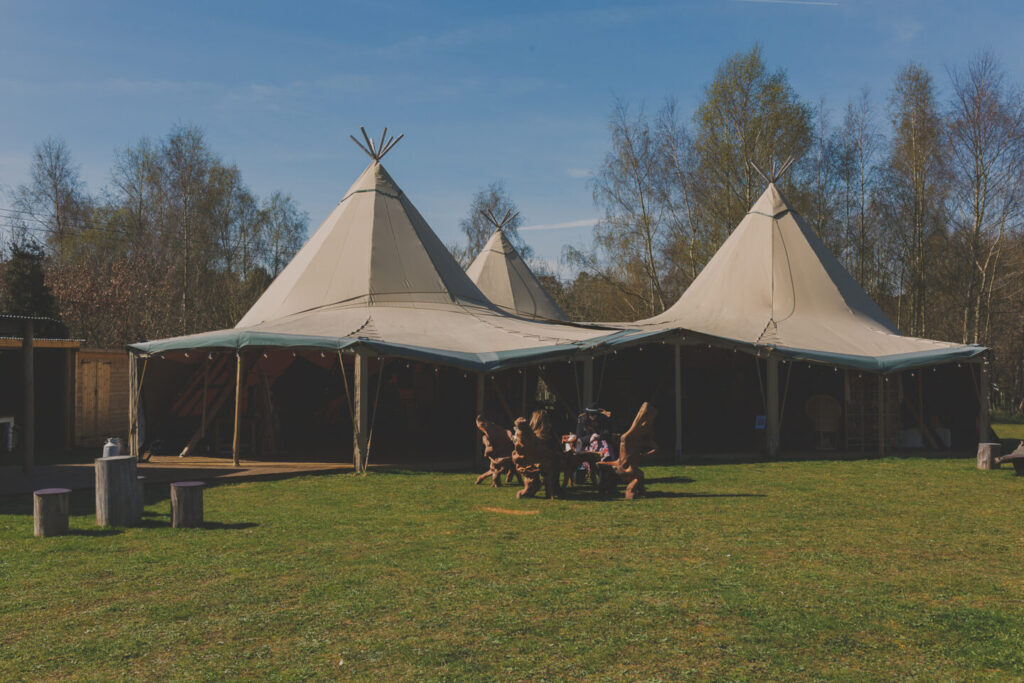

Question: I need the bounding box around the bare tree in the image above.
[457,180,528,264]
[879,62,948,336]
[9,138,91,260]
[947,52,1024,344]
[836,89,882,287]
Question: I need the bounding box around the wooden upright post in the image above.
[766,356,779,457]
[674,342,683,464]
[63,347,74,451]
[978,360,990,444]
[582,358,594,409]
[475,372,486,464]
[22,320,34,473]
[877,374,886,456]
[353,352,369,472]
[232,351,243,467]
[201,358,209,439]
[520,369,528,418]
[128,353,136,456]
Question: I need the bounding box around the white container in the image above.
[102,437,120,459]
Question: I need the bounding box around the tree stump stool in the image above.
[95,455,139,527]
[33,488,71,537]
[977,442,1001,470]
[171,481,204,528]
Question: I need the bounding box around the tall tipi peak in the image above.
[466,215,568,321]
[236,132,490,328]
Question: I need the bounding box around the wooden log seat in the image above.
[474,415,520,487]
[597,402,658,499]
[977,442,1001,470]
[171,481,205,528]
[95,455,139,527]
[33,488,71,537]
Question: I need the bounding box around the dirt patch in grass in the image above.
[477,506,540,516]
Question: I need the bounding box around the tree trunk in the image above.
[95,455,138,527]
[34,488,71,537]
[171,481,204,528]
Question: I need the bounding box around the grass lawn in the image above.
[1,457,1022,680]
[993,422,1024,442]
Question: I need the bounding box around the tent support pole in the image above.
[353,352,369,473]
[674,342,683,464]
[128,353,137,456]
[475,372,486,465]
[520,369,528,417]
[766,356,779,457]
[232,351,244,467]
[877,374,885,457]
[201,358,209,439]
[582,358,594,409]
[22,320,34,473]
[978,359,990,443]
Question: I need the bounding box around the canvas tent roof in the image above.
[466,228,568,321]
[636,182,985,372]
[129,160,639,370]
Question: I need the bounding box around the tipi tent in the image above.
[625,175,987,455]
[639,181,984,372]
[127,131,647,467]
[465,210,568,321]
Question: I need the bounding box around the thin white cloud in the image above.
[565,168,592,179]
[732,0,839,6]
[520,218,598,231]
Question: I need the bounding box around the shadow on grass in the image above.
[645,475,696,484]
[683,449,975,466]
[645,490,765,499]
[555,486,763,501]
[67,528,123,537]
[203,521,258,530]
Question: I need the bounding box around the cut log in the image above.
[95,455,138,527]
[34,488,71,537]
[171,481,204,528]
[977,442,1001,470]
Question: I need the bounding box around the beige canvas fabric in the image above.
[226,161,617,361]
[466,228,568,321]
[239,163,490,327]
[640,183,976,360]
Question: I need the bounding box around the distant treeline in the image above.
[4,45,1024,412]
[0,124,308,347]
[539,46,1022,414]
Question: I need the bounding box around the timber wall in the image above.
[75,349,130,447]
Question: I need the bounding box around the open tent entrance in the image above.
[136,350,485,466]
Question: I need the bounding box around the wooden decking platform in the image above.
[0,456,352,497]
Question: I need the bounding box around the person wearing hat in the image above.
[573,404,615,484]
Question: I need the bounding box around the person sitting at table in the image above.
[575,404,611,452]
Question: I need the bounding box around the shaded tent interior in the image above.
[137,349,547,464]
[0,342,74,452]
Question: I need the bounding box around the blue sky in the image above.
[2,0,1023,270]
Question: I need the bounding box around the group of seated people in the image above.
[475,399,656,499]
[565,404,617,484]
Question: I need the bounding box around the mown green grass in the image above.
[1,458,1022,681]
[993,422,1024,441]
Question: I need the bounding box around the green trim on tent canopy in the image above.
[126,327,670,372]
